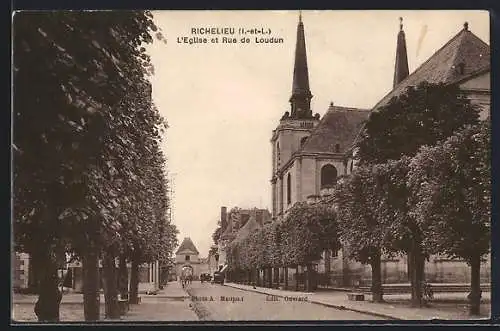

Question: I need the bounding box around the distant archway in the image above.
[321,164,338,189]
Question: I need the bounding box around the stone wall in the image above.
[316,249,491,286]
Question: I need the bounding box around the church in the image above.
[270,14,490,286]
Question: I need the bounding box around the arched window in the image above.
[287,173,291,205]
[277,142,281,167]
[321,164,337,188]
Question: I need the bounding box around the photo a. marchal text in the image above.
[177,26,284,45]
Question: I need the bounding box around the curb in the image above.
[223,283,402,321]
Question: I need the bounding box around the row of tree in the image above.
[341,82,489,315]
[225,82,490,315]
[226,203,338,291]
[13,11,178,321]
[336,119,490,314]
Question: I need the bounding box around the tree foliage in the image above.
[13,9,177,260]
[227,202,338,270]
[334,166,390,264]
[13,11,176,320]
[212,222,223,245]
[407,121,491,261]
[357,82,479,165]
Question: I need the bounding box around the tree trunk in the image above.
[28,253,41,294]
[407,251,412,282]
[410,245,424,307]
[341,250,350,287]
[469,254,482,316]
[370,250,384,303]
[305,264,315,292]
[295,265,299,291]
[82,247,100,321]
[102,250,120,319]
[274,267,280,288]
[118,254,128,300]
[284,267,288,290]
[129,254,140,304]
[33,253,61,322]
[269,268,273,288]
[325,249,331,288]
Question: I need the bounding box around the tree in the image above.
[357,81,479,165]
[13,10,166,321]
[279,202,339,291]
[212,223,223,245]
[357,82,479,164]
[374,158,431,307]
[334,166,390,302]
[354,81,480,307]
[407,121,490,315]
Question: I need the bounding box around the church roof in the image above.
[300,105,370,154]
[373,23,490,111]
[176,237,199,255]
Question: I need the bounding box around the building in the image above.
[269,14,490,287]
[270,14,371,219]
[173,237,208,280]
[217,207,272,270]
[12,252,30,290]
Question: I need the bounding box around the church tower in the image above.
[271,12,320,219]
[290,12,313,118]
[393,17,409,88]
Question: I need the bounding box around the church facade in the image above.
[270,15,491,287]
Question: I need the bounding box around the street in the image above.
[185,281,385,320]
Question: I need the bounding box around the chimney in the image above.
[221,206,227,229]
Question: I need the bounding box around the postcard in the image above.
[12,10,491,323]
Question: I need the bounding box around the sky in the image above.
[146,10,489,257]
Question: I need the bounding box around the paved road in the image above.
[185,281,385,321]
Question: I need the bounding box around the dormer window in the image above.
[185,255,190,261]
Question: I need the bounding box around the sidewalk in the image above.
[224,282,491,320]
[121,282,197,321]
[12,281,197,322]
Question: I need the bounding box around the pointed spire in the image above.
[289,11,313,119]
[393,17,409,88]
